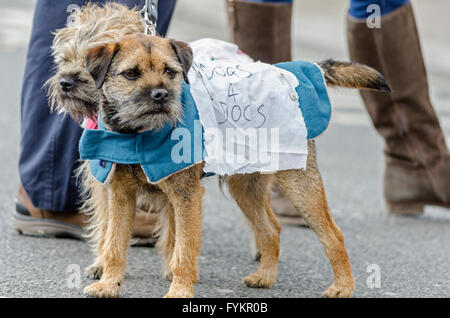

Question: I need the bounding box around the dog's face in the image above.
[45,32,98,121]
[85,33,193,133]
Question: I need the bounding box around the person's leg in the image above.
[349,0,408,18]
[15,0,177,238]
[225,0,292,64]
[225,0,306,226]
[157,0,177,36]
[347,0,450,214]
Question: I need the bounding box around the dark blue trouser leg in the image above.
[19,0,176,212]
[349,0,409,18]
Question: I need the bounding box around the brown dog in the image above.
[73,33,390,298]
[44,4,383,297]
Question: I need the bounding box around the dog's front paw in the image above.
[163,290,194,298]
[83,281,121,298]
[164,283,194,298]
[242,271,276,288]
[322,282,354,298]
[85,264,103,280]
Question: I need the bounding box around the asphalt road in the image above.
[0,0,449,298]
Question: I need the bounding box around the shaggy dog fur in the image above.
[45,2,143,121]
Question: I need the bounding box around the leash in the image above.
[140,0,159,35]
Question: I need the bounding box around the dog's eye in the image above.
[164,67,178,79]
[122,69,140,80]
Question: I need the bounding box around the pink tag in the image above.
[85,116,98,130]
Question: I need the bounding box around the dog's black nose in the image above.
[60,77,75,92]
[151,88,169,103]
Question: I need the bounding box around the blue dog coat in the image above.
[79,60,332,184]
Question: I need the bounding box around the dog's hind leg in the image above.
[227,173,281,288]
[83,165,138,298]
[275,141,354,298]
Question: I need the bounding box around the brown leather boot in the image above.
[13,184,158,245]
[347,3,450,214]
[225,0,292,64]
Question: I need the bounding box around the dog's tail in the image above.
[318,59,391,92]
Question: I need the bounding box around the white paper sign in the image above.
[188,39,308,175]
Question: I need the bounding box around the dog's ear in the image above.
[170,40,193,84]
[85,42,120,89]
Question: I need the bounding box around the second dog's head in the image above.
[85,33,192,133]
[45,30,99,121]
[45,3,144,122]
